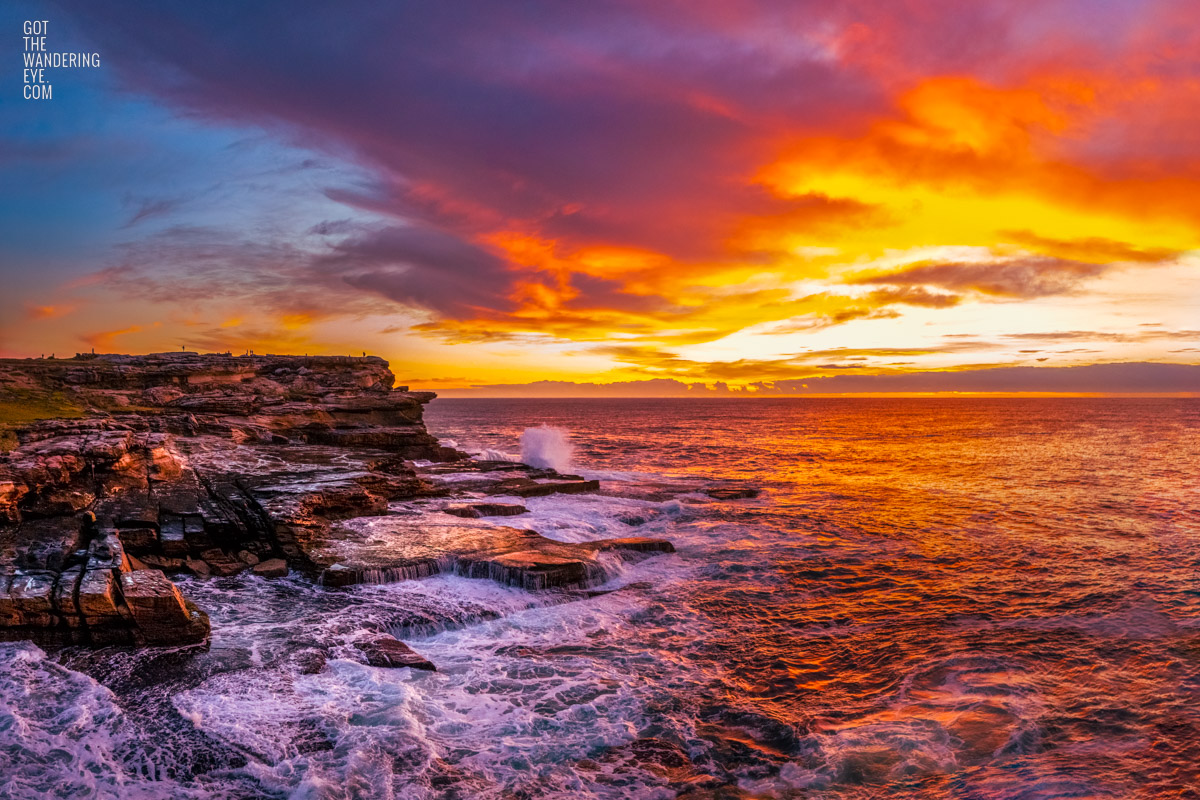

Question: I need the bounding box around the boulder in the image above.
[355,635,436,671]
[184,558,212,577]
[290,648,327,675]
[199,548,249,577]
[118,569,209,645]
[252,558,288,578]
[442,502,528,519]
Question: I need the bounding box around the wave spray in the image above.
[519,425,574,472]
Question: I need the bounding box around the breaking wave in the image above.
[519,425,574,472]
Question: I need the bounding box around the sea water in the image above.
[2,398,1198,798]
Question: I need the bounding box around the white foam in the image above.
[479,448,520,463]
[470,492,685,544]
[519,425,574,472]
[0,643,212,799]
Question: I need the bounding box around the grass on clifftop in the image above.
[0,390,85,451]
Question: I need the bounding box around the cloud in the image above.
[7,0,1200,373]
[436,362,1200,396]
[122,197,178,228]
[759,306,900,334]
[999,231,1182,264]
[78,224,396,322]
[576,340,1000,382]
[851,255,1111,298]
[317,224,514,318]
[25,304,77,320]
[866,286,961,307]
[82,325,142,351]
[1001,329,1200,343]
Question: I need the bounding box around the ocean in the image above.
[2,398,1199,798]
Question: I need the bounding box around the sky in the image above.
[2,0,1198,396]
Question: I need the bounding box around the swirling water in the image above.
[2,398,1199,798]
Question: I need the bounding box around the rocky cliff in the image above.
[0,353,672,650]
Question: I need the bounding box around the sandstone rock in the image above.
[0,353,674,652]
[38,487,96,515]
[199,548,249,577]
[5,516,86,571]
[311,517,674,591]
[142,386,183,406]
[53,566,83,627]
[0,480,27,523]
[132,553,186,572]
[87,531,132,572]
[355,635,436,671]
[9,571,57,627]
[185,558,212,577]
[252,558,288,578]
[488,478,601,498]
[119,569,209,645]
[117,526,159,553]
[168,393,261,415]
[183,515,214,551]
[596,537,677,555]
[443,502,528,519]
[159,516,190,558]
[0,575,19,625]
[77,568,122,622]
[147,443,184,481]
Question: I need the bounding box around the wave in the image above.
[519,425,574,472]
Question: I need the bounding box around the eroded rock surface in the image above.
[0,352,674,648]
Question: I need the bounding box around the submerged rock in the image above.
[442,502,528,518]
[355,635,436,671]
[704,487,761,500]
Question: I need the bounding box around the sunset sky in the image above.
[3,0,1198,395]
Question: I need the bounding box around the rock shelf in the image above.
[0,352,675,649]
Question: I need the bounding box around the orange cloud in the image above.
[25,304,77,320]
[82,325,142,351]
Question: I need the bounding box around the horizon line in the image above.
[431,391,1200,399]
